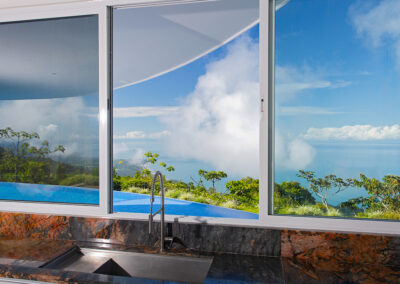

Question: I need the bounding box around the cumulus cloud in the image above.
[160,36,259,176]
[148,130,171,139]
[303,124,400,141]
[0,97,98,157]
[37,124,59,138]
[160,36,315,176]
[113,142,129,156]
[114,131,146,140]
[129,148,146,165]
[275,133,316,170]
[113,145,146,168]
[114,106,179,118]
[350,0,400,66]
[114,130,170,140]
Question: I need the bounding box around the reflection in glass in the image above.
[0,16,99,204]
[112,1,260,219]
[274,0,400,220]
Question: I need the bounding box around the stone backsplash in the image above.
[0,212,399,266]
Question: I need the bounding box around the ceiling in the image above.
[0,0,289,100]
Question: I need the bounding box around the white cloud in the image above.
[148,130,171,139]
[0,97,98,157]
[275,133,316,170]
[275,66,350,103]
[350,0,400,66]
[114,106,179,118]
[37,124,59,138]
[303,124,400,141]
[114,131,146,140]
[129,148,146,165]
[160,35,315,176]
[113,142,129,156]
[278,106,339,116]
[160,36,259,176]
[114,130,170,140]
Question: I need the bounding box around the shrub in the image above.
[221,200,237,209]
[193,196,210,204]
[356,210,400,220]
[179,192,195,201]
[276,205,342,217]
[60,174,98,187]
[274,181,315,209]
[165,189,181,199]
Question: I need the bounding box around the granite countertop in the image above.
[0,238,76,267]
[0,238,399,283]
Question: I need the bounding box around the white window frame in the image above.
[0,2,111,216]
[0,0,398,236]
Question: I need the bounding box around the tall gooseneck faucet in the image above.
[149,171,165,252]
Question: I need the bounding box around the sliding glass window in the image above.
[273,0,400,220]
[0,16,99,205]
[112,1,260,219]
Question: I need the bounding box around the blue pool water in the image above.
[0,182,258,219]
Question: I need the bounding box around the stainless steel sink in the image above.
[41,246,213,283]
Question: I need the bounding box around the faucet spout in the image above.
[149,171,165,252]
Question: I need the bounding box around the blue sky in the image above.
[113,23,260,190]
[275,0,400,204]
[113,0,400,204]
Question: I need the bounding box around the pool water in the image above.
[0,182,258,219]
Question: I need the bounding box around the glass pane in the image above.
[274,0,400,220]
[0,16,99,204]
[113,1,259,219]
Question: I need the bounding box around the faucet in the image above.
[149,171,165,252]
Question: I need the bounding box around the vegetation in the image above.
[339,174,400,219]
[113,151,400,220]
[1,127,399,220]
[198,170,227,193]
[297,170,353,211]
[0,127,98,187]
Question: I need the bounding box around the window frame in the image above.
[0,2,111,216]
[0,0,397,236]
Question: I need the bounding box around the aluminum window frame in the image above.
[0,0,398,236]
[0,2,111,216]
[262,0,400,235]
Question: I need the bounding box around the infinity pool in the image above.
[0,182,258,219]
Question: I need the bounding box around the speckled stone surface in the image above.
[0,239,75,264]
[170,222,281,256]
[0,213,70,240]
[1,211,400,271]
[281,258,400,284]
[1,249,399,284]
[281,230,400,267]
[206,254,284,283]
[0,212,281,256]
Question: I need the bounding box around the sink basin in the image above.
[41,246,213,283]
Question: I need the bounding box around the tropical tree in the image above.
[112,153,176,191]
[274,181,315,209]
[144,151,175,172]
[297,170,352,211]
[198,170,227,193]
[349,174,400,212]
[226,177,258,204]
[0,127,39,182]
[0,127,65,182]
